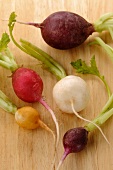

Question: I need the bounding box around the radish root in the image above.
[71,99,111,146]
[39,98,59,147]
[39,120,55,142]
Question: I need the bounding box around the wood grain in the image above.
[0,0,113,170]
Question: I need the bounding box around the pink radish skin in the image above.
[12,67,59,145]
[12,67,43,102]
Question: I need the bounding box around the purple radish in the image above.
[56,92,113,169]
[15,11,113,49]
[56,127,88,170]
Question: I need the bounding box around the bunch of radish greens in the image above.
[4,11,113,170]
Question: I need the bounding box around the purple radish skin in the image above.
[16,11,95,50]
[56,127,88,170]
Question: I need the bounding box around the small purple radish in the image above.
[15,11,113,49]
[56,127,88,170]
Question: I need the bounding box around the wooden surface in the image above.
[0,0,113,170]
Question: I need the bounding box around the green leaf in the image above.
[71,55,100,76]
[71,56,111,98]
[0,32,18,72]
[0,90,17,114]
[0,33,10,52]
[8,12,17,32]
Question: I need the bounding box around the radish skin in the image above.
[15,106,55,140]
[53,75,90,113]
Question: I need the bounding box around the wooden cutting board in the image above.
[0,0,113,170]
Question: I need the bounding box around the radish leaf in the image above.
[71,56,111,98]
[0,33,10,52]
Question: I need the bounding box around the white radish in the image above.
[53,75,90,113]
[53,75,111,146]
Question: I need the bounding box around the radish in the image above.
[53,75,90,113]
[0,33,59,146]
[56,93,113,170]
[7,14,111,147]
[9,11,113,49]
[0,90,54,136]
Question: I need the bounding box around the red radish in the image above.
[0,33,59,146]
[12,67,43,103]
[11,11,113,49]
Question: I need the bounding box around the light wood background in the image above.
[0,0,113,170]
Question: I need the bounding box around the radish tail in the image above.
[39,119,56,170]
[16,20,42,28]
[39,98,59,147]
[71,100,111,146]
[56,149,69,170]
[39,120,55,142]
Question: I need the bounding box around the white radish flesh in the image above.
[53,75,90,113]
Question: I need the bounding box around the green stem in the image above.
[20,39,66,79]
[100,94,113,115]
[8,15,67,79]
[85,108,113,132]
[20,39,66,77]
[85,93,113,132]
[98,75,111,99]
[0,48,18,72]
[91,37,113,62]
[0,90,17,114]
[94,12,113,39]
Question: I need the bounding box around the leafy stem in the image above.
[0,33,18,72]
[85,93,113,132]
[0,90,17,114]
[71,56,111,98]
[89,37,113,62]
[8,12,67,80]
[94,12,113,39]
